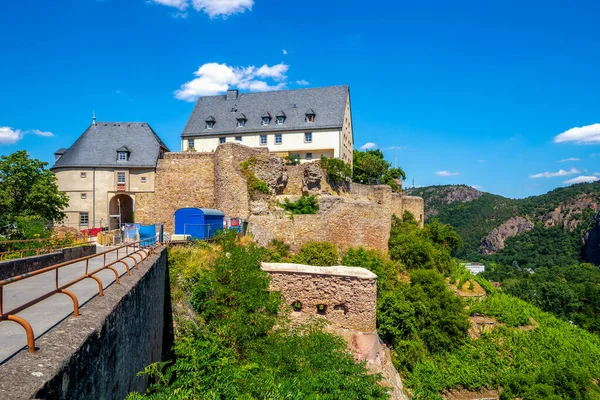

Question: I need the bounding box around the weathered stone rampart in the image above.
[0,247,173,399]
[136,143,424,251]
[262,263,377,332]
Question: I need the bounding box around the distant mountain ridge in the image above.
[405,183,600,266]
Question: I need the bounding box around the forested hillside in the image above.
[405,182,600,262]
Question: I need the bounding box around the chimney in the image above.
[226,89,238,101]
[92,110,97,126]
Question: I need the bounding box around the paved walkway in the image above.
[0,246,148,365]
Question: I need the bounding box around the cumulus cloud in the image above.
[559,157,580,162]
[563,175,600,184]
[175,62,297,101]
[0,126,54,145]
[296,79,309,86]
[529,168,580,179]
[554,123,600,145]
[359,142,377,150]
[594,172,600,176]
[435,170,459,177]
[149,0,253,18]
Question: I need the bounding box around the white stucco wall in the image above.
[183,129,341,163]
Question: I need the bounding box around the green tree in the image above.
[293,241,339,266]
[353,149,406,191]
[0,150,69,228]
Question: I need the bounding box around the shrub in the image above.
[280,195,319,215]
[240,158,271,196]
[341,247,400,294]
[262,239,291,262]
[293,242,339,266]
[320,155,351,184]
[284,155,300,165]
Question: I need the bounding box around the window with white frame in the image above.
[275,134,282,145]
[80,212,89,226]
[260,135,267,145]
[81,193,87,199]
[117,172,126,184]
[304,132,312,143]
[237,119,246,127]
[262,117,270,125]
[141,177,147,183]
[306,153,313,160]
[235,136,242,141]
[188,139,195,149]
[80,172,87,178]
[276,116,285,124]
[219,137,226,144]
[206,121,215,129]
[118,152,128,162]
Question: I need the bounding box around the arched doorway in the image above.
[109,194,134,229]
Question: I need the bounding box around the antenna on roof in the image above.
[92,110,97,126]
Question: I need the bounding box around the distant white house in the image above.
[465,263,485,275]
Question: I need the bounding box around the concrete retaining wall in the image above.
[0,247,173,400]
[0,245,97,281]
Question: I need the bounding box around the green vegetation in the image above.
[239,157,271,196]
[320,155,351,184]
[292,241,339,266]
[284,154,300,165]
[352,149,406,191]
[0,151,69,237]
[279,195,319,215]
[129,235,387,399]
[341,215,600,399]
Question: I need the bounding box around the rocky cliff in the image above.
[405,185,483,219]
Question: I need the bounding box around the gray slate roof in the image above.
[181,85,349,137]
[52,122,169,169]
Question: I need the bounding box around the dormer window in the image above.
[305,109,315,123]
[276,111,286,125]
[237,113,247,128]
[116,146,130,162]
[205,115,216,129]
[262,112,271,125]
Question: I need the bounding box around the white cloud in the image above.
[435,170,459,177]
[30,129,54,137]
[173,11,189,18]
[529,168,580,179]
[175,62,295,101]
[563,175,600,184]
[477,159,486,163]
[559,157,580,162]
[296,79,309,86]
[593,172,600,176]
[149,0,253,17]
[385,146,404,150]
[359,142,377,150]
[472,185,483,190]
[283,49,288,55]
[0,126,54,145]
[554,123,600,145]
[150,0,188,10]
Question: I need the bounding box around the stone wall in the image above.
[401,195,425,228]
[0,247,173,400]
[249,199,392,253]
[136,152,216,233]
[261,263,377,332]
[0,245,97,281]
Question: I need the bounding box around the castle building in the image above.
[51,122,169,229]
[180,86,354,165]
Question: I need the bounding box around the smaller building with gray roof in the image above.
[52,122,169,230]
[180,86,354,165]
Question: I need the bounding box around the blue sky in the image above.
[1,0,599,198]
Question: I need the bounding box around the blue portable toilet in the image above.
[174,208,225,240]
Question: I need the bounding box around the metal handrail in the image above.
[0,238,160,353]
[0,240,95,262]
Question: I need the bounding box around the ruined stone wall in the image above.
[214,143,267,219]
[136,152,216,233]
[249,199,392,253]
[262,263,377,332]
[402,195,425,228]
[391,193,403,218]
